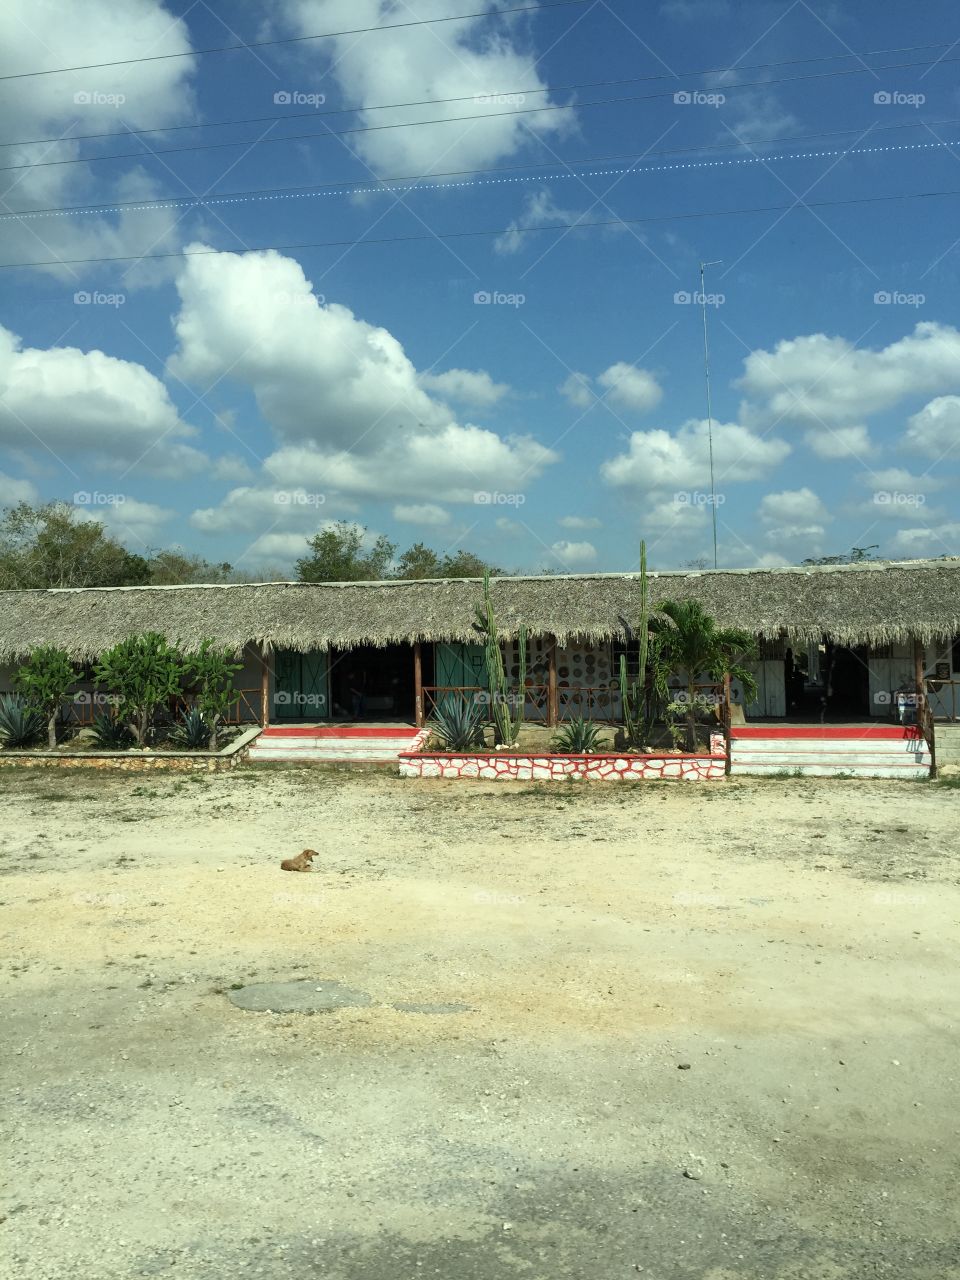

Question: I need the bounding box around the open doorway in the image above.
[328,644,418,722]
[820,642,871,720]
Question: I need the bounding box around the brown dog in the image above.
[280,849,318,873]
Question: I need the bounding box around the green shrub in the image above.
[94,633,185,746]
[168,706,212,750]
[183,641,242,750]
[428,697,486,752]
[0,695,46,748]
[14,646,78,748]
[90,711,135,750]
[552,716,603,754]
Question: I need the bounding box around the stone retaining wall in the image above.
[399,751,726,782]
[0,727,261,772]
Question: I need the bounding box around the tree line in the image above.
[0,503,499,590]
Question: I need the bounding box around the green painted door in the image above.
[435,643,488,692]
[274,649,330,721]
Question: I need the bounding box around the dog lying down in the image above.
[280,849,318,873]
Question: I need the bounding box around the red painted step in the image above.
[260,726,418,738]
[730,725,922,740]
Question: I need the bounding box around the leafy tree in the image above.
[394,542,443,579]
[296,522,396,582]
[650,600,758,751]
[0,502,150,589]
[14,646,78,748]
[147,550,233,585]
[94,633,185,746]
[183,640,242,750]
[394,544,499,579]
[438,549,500,578]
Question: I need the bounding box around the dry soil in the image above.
[1,764,959,1279]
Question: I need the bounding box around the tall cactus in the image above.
[619,540,650,748]
[474,571,527,745]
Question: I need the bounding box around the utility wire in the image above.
[3,186,958,269]
[5,118,959,222]
[0,0,591,81]
[1,38,954,150]
[3,52,957,175]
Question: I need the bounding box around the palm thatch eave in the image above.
[0,558,957,662]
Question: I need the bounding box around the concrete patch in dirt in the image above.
[227,978,373,1013]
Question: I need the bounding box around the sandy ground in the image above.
[2,763,959,1280]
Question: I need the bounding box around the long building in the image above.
[2,558,959,727]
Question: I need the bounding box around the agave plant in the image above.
[0,694,46,748]
[90,710,135,750]
[167,706,212,750]
[428,696,486,752]
[552,715,604,754]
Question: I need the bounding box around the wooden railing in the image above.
[63,688,263,727]
[926,677,960,722]
[423,683,727,726]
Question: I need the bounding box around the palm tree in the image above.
[650,600,758,751]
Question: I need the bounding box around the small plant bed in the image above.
[0,725,261,771]
[0,632,253,768]
[399,745,725,782]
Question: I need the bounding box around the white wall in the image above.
[867,641,916,719]
[925,637,960,721]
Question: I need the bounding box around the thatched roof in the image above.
[1,559,958,661]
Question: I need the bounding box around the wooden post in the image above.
[723,672,732,776]
[413,641,423,727]
[260,645,270,727]
[547,638,559,727]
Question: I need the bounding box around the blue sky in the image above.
[1,0,959,574]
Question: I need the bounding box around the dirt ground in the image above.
[2,764,959,1280]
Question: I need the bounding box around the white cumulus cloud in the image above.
[275,1,574,176]
[168,246,556,506]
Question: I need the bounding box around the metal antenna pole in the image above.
[700,260,722,569]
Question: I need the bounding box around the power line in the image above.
[0,0,590,82]
[3,52,957,175]
[3,185,958,269]
[5,119,959,222]
[1,39,953,151]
